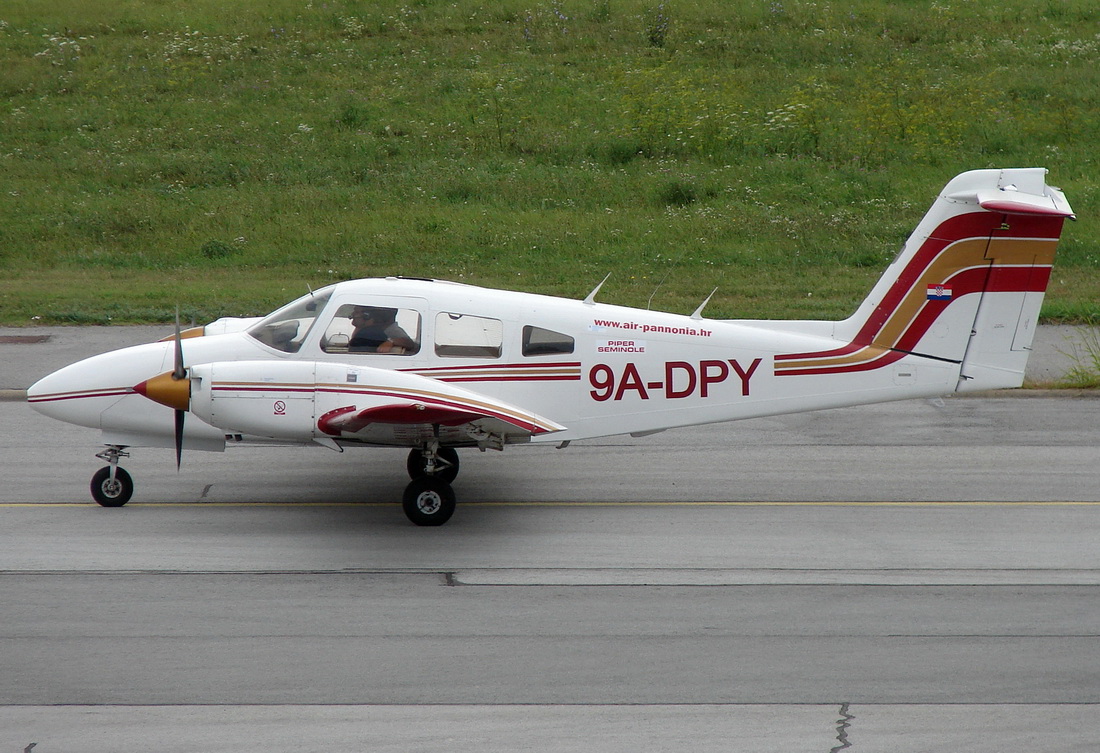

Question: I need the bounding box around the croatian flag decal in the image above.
[927,284,952,301]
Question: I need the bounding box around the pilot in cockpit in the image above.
[349,306,419,354]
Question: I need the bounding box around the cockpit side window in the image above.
[522,325,574,356]
[322,304,421,355]
[247,291,332,353]
[435,312,503,358]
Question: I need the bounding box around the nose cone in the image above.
[27,342,172,429]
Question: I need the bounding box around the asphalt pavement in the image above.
[3,392,1100,751]
[3,323,1099,752]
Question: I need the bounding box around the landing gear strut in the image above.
[402,438,459,525]
[91,446,133,507]
[406,446,460,483]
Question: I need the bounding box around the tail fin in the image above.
[774,168,1074,391]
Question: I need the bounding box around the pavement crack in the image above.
[829,702,854,752]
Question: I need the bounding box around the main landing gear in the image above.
[403,444,460,526]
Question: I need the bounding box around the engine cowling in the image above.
[189,360,318,441]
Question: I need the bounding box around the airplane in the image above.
[27,168,1075,525]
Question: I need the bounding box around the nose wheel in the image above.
[91,445,133,507]
[91,466,133,507]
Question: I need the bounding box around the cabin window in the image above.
[435,312,503,358]
[522,325,574,356]
[247,290,333,353]
[321,304,421,355]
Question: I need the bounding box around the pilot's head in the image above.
[350,306,395,324]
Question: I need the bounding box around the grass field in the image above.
[1,0,1097,325]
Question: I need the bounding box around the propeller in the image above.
[133,307,191,469]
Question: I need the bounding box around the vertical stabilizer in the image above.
[774,169,1073,391]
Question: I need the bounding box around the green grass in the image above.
[1054,320,1100,388]
[1,0,1098,324]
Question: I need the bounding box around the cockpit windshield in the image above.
[247,290,333,353]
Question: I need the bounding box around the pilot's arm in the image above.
[377,324,418,354]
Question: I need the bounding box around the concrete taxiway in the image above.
[2,326,1099,751]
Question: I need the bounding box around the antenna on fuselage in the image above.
[646,267,674,311]
[690,287,718,320]
[583,273,611,305]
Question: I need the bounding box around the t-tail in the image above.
[774,168,1074,392]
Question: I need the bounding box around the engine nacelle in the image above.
[189,360,319,441]
[186,359,564,446]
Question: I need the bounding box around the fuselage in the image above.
[27,276,963,451]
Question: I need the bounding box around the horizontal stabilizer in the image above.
[974,188,1074,218]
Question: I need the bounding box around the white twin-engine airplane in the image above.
[28,168,1074,525]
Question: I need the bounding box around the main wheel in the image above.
[406,446,460,483]
[402,477,456,526]
[90,466,133,507]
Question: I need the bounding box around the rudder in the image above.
[950,171,1074,390]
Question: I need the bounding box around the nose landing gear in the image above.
[91,446,133,507]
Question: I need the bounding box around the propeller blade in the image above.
[174,409,185,470]
[172,307,186,381]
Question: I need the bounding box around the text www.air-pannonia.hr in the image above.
[593,319,713,337]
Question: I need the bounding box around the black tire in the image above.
[402,477,456,526]
[90,466,133,507]
[406,446,460,483]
